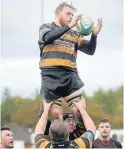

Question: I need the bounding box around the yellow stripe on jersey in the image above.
[35,138,46,146]
[43,45,75,55]
[73,138,86,148]
[80,134,93,148]
[78,36,85,47]
[39,58,76,68]
[89,139,92,148]
[61,33,78,42]
[39,140,50,148]
[61,33,85,47]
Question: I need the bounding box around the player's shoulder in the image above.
[35,134,50,148]
[39,23,52,29]
[110,138,119,142]
[82,130,94,141]
[110,138,122,146]
[35,134,45,142]
[72,133,93,148]
[92,138,101,148]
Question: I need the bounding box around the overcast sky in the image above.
[1,0,123,99]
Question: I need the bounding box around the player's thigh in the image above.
[40,84,63,118]
[65,87,83,105]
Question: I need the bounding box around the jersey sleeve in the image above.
[78,34,97,55]
[39,24,52,43]
[35,134,50,148]
[83,130,94,141]
[73,131,94,148]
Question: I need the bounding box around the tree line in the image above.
[1,86,123,129]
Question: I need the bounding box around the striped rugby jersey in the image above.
[38,22,96,70]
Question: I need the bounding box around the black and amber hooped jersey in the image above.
[35,133,93,148]
[38,22,86,69]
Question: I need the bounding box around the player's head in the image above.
[55,2,76,26]
[0,126,14,148]
[49,119,69,146]
[63,112,76,133]
[98,118,111,138]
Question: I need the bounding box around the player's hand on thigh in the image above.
[73,98,87,111]
[49,98,63,119]
[50,104,63,119]
[43,100,53,112]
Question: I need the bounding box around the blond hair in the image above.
[55,2,76,14]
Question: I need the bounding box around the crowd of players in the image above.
[0,99,122,148]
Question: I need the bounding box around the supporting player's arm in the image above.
[73,99,96,136]
[73,99,96,148]
[35,101,52,134]
[35,101,52,148]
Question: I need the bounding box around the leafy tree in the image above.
[1,88,11,103]
[1,96,24,126]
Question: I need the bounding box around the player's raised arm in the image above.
[92,18,102,36]
[78,34,97,55]
[35,101,53,134]
[78,18,102,55]
[73,98,96,136]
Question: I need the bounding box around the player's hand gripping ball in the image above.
[76,16,94,36]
